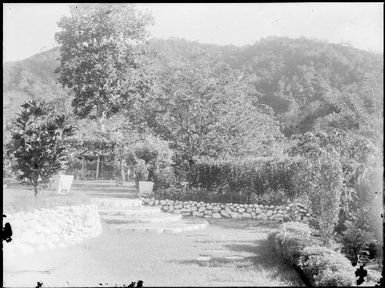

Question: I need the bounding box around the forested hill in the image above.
[3,37,383,138]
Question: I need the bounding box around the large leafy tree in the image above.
[55,3,154,118]
[7,100,75,196]
[55,4,155,180]
[143,49,284,168]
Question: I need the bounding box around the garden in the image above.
[3,3,383,287]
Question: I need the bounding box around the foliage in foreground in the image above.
[339,212,379,266]
[298,246,356,286]
[289,132,344,243]
[269,222,357,286]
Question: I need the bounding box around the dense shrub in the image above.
[188,156,303,204]
[354,168,383,251]
[290,132,344,242]
[298,246,356,286]
[270,223,321,265]
[134,159,149,181]
[253,188,290,205]
[269,223,357,286]
[152,166,176,190]
[128,135,175,189]
[339,214,378,266]
[284,222,312,238]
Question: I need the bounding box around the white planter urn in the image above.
[138,181,154,196]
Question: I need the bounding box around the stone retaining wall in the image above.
[3,204,102,256]
[142,198,311,223]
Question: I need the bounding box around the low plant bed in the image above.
[268,222,358,286]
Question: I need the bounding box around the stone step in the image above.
[108,217,209,234]
[87,193,138,199]
[98,207,162,216]
[101,213,183,224]
[91,198,142,208]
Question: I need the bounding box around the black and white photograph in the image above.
[3,3,383,287]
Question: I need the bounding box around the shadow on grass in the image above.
[230,238,304,285]
[194,239,254,244]
[208,218,281,232]
[86,193,138,199]
[172,237,304,286]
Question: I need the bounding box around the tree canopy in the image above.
[141,48,285,164]
[55,3,154,118]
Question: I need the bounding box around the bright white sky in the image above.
[3,3,383,62]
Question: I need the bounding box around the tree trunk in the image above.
[100,157,104,180]
[81,157,85,180]
[120,156,124,185]
[96,155,100,180]
[32,179,39,197]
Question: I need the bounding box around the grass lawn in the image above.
[4,218,303,287]
[3,183,91,214]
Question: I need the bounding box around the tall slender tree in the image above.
[55,4,154,179]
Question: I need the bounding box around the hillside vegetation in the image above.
[3,37,383,142]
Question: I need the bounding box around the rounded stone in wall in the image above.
[255,208,262,214]
[242,213,252,218]
[256,213,267,220]
[271,214,284,222]
[224,207,232,214]
[213,207,221,213]
[192,211,204,217]
[220,210,229,218]
[266,210,273,217]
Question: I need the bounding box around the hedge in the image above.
[269,222,356,286]
[298,246,356,286]
[189,156,304,204]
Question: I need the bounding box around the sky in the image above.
[3,3,383,62]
